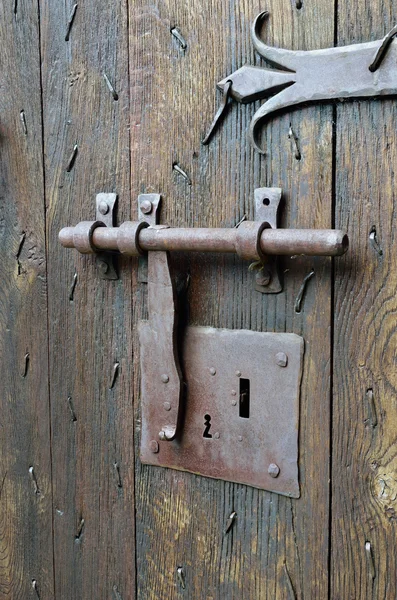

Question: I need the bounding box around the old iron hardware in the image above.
[96,193,118,279]
[133,191,304,494]
[59,187,348,296]
[59,189,348,271]
[140,325,304,497]
[59,189,348,495]
[207,11,397,152]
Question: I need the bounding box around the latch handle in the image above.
[143,251,183,441]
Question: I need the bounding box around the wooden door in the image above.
[0,0,396,598]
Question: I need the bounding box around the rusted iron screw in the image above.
[268,463,280,478]
[161,374,169,383]
[98,200,109,215]
[276,352,288,367]
[140,199,153,214]
[255,269,272,287]
[150,440,159,453]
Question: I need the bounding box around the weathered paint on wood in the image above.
[332,3,397,599]
[0,2,54,599]
[41,0,134,598]
[130,1,334,597]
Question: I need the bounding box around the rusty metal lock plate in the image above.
[140,326,304,497]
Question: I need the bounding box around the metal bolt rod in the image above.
[59,225,348,258]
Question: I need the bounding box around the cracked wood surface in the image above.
[41,0,135,598]
[0,2,53,599]
[332,2,397,599]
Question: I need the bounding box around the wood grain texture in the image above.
[41,0,134,598]
[130,1,335,598]
[332,2,397,599]
[0,1,54,598]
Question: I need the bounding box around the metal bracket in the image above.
[209,11,397,153]
[137,193,161,283]
[95,193,118,280]
[252,187,282,294]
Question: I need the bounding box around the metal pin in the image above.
[113,462,122,488]
[173,163,192,185]
[32,580,40,598]
[75,517,85,541]
[69,272,77,301]
[294,269,315,313]
[365,541,376,580]
[28,466,40,494]
[66,144,78,172]
[369,226,383,256]
[113,585,122,600]
[65,4,78,42]
[288,124,302,160]
[67,396,77,422]
[235,214,247,228]
[21,353,30,378]
[369,24,397,72]
[366,388,378,428]
[103,72,119,101]
[177,567,186,589]
[284,564,297,600]
[225,511,237,534]
[110,362,120,389]
[171,27,187,50]
[16,232,26,259]
[202,80,232,145]
[20,111,27,135]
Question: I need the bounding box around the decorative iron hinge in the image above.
[204,11,397,152]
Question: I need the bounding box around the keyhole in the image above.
[239,378,250,418]
[203,414,212,438]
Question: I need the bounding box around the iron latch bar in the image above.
[59,191,348,264]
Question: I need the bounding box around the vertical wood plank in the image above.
[0,1,54,598]
[332,2,397,598]
[41,0,134,598]
[130,1,335,598]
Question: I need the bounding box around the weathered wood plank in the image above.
[332,3,397,598]
[0,1,54,598]
[41,0,134,597]
[130,1,335,598]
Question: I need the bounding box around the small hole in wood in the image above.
[263,198,270,206]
